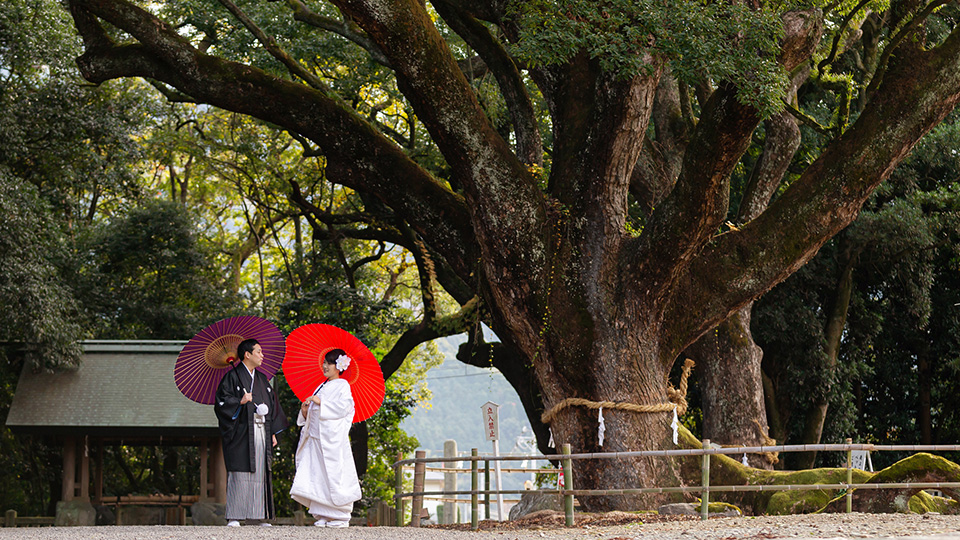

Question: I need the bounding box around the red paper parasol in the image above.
[283,324,385,422]
[174,316,285,404]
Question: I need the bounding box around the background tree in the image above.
[2,0,441,516]
[76,199,242,339]
[0,0,162,514]
[754,113,960,469]
[0,175,81,516]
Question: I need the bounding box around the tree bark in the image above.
[540,334,684,511]
[690,307,772,469]
[689,106,803,470]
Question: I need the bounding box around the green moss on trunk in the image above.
[678,428,960,515]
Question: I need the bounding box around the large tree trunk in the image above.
[539,328,686,511]
[689,106,803,469]
[690,307,773,469]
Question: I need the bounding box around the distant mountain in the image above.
[400,334,536,460]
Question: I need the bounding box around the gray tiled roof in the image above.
[5,341,220,439]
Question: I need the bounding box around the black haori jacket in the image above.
[215,363,289,473]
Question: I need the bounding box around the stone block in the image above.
[190,501,226,526]
[95,505,116,525]
[117,505,164,525]
[55,500,96,526]
[658,502,699,516]
[509,491,564,520]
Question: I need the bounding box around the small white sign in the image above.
[482,401,500,441]
[851,450,873,472]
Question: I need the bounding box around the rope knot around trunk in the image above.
[540,359,695,424]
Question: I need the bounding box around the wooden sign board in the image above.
[482,401,500,441]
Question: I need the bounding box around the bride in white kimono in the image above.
[290,348,362,528]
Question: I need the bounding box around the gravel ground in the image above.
[1,514,960,540]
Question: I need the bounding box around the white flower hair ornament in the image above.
[335,354,352,372]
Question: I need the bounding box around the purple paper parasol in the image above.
[174,316,285,404]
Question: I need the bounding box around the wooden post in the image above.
[442,440,457,524]
[561,443,574,527]
[411,450,425,527]
[375,500,393,527]
[62,436,76,502]
[79,436,90,501]
[484,460,490,520]
[94,439,104,505]
[199,439,209,501]
[701,439,711,521]
[212,439,227,503]
[471,448,479,530]
[394,452,403,526]
[846,438,853,513]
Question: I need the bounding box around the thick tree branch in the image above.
[629,136,672,218]
[541,58,662,329]
[633,9,822,311]
[290,178,477,305]
[629,71,692,217]
[328,0,548,273]
[283,0,391,68]
[865,0,953,98]
[66,0,479,281]
[379,296,480,380]
[738,60,810,224]
[634,82,760,304]
[441,0,506,25]
[737,111,801,223]
[432,0,543,166]
[668,25,960,352]
[146,79,195,102]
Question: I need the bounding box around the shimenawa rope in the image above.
[539,358,780,465]
[540,359,695,424]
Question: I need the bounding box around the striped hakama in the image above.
[225,417,268,520]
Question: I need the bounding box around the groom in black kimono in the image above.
[215,338,289,526]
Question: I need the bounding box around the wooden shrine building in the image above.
[5,341,226,518]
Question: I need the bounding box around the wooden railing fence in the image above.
[3,510,55,527]
[392,439,960,529]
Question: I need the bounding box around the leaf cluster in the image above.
[509,0,788,114]
[75,199,242,340]
[0,172,84,370]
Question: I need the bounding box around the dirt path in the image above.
[1,513,959,540]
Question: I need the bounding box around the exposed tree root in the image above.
[674,427,960,515]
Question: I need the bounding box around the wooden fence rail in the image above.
[393,439,960,530]
[4,510,55,527]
